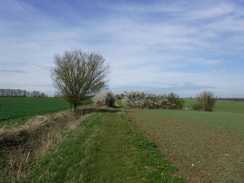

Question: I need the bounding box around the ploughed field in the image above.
[126,100,244,182]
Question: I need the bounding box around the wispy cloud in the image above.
[0,69,28,74]
[0,0,243,97]
[186,3,234,20]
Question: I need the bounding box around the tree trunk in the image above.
[71,104,77,112]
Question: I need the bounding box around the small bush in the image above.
[166,93,185,110]
[193,91,216,112]
[192,103,202,111]
[92,91,115,107]
[116,93,125,99]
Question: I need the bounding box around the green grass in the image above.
[19,108,186,183]
[215,100,244,113]
[0,97,70,128]
[116,99,124,108]
[182,99,195,109]
[127,109,244,182]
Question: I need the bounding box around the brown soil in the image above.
[126,112,244,183]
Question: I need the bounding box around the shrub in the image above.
[116,93,125,99]
[166,92,185,110]
[123,91,169,109]
[92,91,115,107]
[192,102,202,111]
[146,93,169,109]
[193,91,216,112]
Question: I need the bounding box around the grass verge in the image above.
[0,97,91,129]
[116,99,124,108]
[19,108,186,183]
[0,105,97,182]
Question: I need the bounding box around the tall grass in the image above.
[0,105,97,182]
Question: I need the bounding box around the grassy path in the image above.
[19,108,185,183]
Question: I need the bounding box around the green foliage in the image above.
[166,93,185,110]
[193,91,216,112]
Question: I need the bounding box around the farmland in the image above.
[126,105,244,182]
[16,108,185,183]
[0,97,70,128]
[184,98,244,113]
[1,97,244,182]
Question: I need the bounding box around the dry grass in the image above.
[0,105,99,182]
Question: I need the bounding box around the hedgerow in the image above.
[123,91,185,109]
[123,91,169,109]
[166,92,185,110]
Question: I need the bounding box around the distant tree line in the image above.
[0,89,48,97]
[218,98,244,102]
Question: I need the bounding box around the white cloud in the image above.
[206,17,244,32]
[186,3,234,20]
[100,1,183,13]
[0,0,243,97]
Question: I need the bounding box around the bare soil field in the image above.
[127,109,244,182]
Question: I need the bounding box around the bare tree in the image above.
[51,49,110,111]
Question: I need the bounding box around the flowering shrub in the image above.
[92,91,115,107]
[123,91,169,109]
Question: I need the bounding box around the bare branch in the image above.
[50,49,110,111]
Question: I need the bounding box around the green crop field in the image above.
[0,97,70,128]
[215,100,244,113]
[2,97,243,182]
[184,98,244,113]
[127,108,244,182]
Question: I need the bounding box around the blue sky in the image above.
[0,0,244,97]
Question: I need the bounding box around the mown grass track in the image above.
[19,108,186,183]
